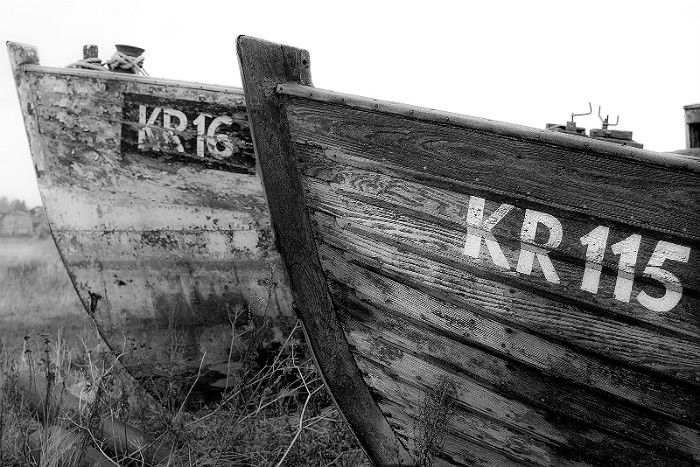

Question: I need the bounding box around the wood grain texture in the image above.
[332,278,700,462]
[8,41,295,398]
[376,398,529,467]
[298,164,700,347]
[240,37,700,465]
[285,98,700,241]
[236,36,411,465]
[348,345,697,467]
[347,335,700,464]
[295,150,700,296]
[327,250,700,464]
[314,240,699,423]
[278,83,700,174]
[305,196,700,387]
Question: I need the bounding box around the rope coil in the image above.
[105,51,148,76]
[66,57,105,71]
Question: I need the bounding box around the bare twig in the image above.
[186,321,301,428]
[275,385,323,467]
[225,305,243,394]
[65,418,122,467]
[173,353,206,426]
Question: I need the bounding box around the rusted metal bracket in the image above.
[598,105,619,130]
[566,102,592,133]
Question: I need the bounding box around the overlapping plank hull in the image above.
[237,37,699,466]
[284,97,700,465]
[9,43,294,396]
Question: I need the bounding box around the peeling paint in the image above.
[11,57,295,400]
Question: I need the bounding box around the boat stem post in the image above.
[237,35,413,466]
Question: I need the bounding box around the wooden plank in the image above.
[350,341,700,463]
[589,129,634,140]
[56,248,292,376]
[311,209,700,392]
[41,187,269,233]
[376,399,526,467]
[28,69,255,180]
[363,365,579,465]
[331,274,700,428]
[278,82,700,174]
[33,143,269,221]
[334,283,700,446]
[316,241,700,427]
[30,77,255,174]
[54,229,274,262]
[299,166,700,342]
[589,135,643,149]
[295,149,700,291]
[345,316,700,462]
[236,35,411,465]
[349,344,697,466]
[23,63,245,93]
[284,98,700,240]
[305,183,700,357]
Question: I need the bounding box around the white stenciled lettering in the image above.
[637,241,690,312]
[580,225,610,294]
[462,196,691,313]
[463,196,513,269]
[516,210,563,284]
[162,108,187,153]
[193,113,233,158]
[458,194,691,313]
[137,105,161,150]
[193,113,209,157]
[611,234,642,303]
[207,115,234,159]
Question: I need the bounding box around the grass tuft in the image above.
[0,237,368,466]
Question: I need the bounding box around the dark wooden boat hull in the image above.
[239,36,700,466]
[8,42,295,399]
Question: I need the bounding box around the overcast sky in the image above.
[1,0,698,207]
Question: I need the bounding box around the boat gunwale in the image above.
[20,63,245,95]
[277,82,700,174]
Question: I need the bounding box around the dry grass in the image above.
[0,237,368,466]
[0,238,88,345]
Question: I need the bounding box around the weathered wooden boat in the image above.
[8,41,294,400]
[238,36,700,466]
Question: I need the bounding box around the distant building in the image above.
[0,211,33,237]
[29,206,44,217]
[685,103,700,149]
